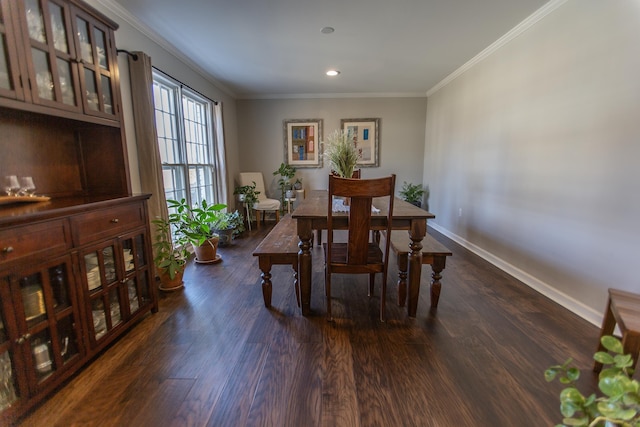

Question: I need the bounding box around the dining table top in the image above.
[291,189,435,220]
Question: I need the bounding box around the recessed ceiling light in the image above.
[320,27,335,34]
[326,70,340,77]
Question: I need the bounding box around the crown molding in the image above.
[238,92,428,100]
[426,0,569,97]
[90,0,237,98]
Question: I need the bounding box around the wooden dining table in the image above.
[291,190,435,317]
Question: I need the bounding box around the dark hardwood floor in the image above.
[18,222,602,426]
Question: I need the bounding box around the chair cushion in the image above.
[254,198,280,210]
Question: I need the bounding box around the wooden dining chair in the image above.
[323,174,396,321]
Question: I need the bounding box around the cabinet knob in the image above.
[2,246,14,253]
[110,218,119,224]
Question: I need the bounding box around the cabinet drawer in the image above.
[71,202,145,246]
[0,219,71,266]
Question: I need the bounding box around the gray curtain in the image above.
[128,51,168,231]
[213,102,228,205]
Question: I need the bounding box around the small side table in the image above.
[284,197,296,214]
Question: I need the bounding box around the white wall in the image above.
[236,97,427,205]
[424,0,640,324]
[85,0,240,200]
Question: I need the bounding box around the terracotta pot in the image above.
[158,266,185,291]
[193,235,221,263]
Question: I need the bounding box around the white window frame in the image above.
[152,69,221,209]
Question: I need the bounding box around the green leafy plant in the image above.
[167,198,227,247]
[545,335,640,427]
[234,182,260,208]
[399,181,426,206]
[211,210,245,236]
[323,129,359,179]
[273,162,297,210]
[152,217,189,280]
[211,210,245,246]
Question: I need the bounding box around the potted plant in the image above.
[293,178,303,191]
[545,335,640,427]
[273,162,296,210]
[323,129,359,179]
[152,217,190,291]
[233,181,260,224]
[211,210,245,246]
[167,198,227,263]
[399,181,426,207]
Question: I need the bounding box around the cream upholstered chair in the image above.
[238,172,280,226]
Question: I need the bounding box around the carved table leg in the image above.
[258,257,273,308]
[293,263,300,308]
[297,220,313,315]
[407,220,426,317]
[397,252,408,307]
[430,256,446,308]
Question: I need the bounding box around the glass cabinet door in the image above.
[121,233,152,316]
[0,281,19,412]
[19,0,80,111]
[88,288,122,342]
[11,257,82,393]
[0,0,25,100]
[82,242,123,344]
[72,8,117,118]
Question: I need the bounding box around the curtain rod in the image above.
[152,66,219,105]
[116,49,138,61]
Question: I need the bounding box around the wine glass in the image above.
[3,175,20,196]
[19,176,36,196]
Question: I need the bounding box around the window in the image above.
[152,70,223,208]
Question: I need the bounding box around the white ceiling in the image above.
[105,0,550,99]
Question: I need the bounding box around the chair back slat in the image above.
[346,197,373,265]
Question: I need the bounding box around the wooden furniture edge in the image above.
[252,215,300,308]
[388,230,452,309]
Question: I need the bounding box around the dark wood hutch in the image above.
[0,0,157,422]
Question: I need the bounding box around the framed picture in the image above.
[283,119,323,168]
[341,118,380,167]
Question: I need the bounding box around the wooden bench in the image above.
[388,230,452,309]
[252,214,300,308]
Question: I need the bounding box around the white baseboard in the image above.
[429,223,602,328]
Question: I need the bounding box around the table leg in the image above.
[396,252,408,307]
[297,219,313,315]
[257,257,273,308]
[430,256,446,308]
[594,296,616,372]
[407,220,426,317]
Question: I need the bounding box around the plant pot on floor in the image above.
[215,227,234,247]
[193,235,221,263]
[158,266,185,291]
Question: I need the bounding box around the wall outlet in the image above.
[458,208,462,217]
